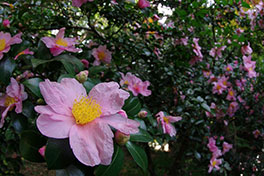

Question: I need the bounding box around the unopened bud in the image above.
[138,110,148,118]
[115,131,130,146]
[37,98,44,104]
[3,19,10,28]
[38,145,46,157]
[76,70,89,83]
[81,59,89,68]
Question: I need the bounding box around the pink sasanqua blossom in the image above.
[35,78,140,166]
[243,56,257,78]
[226,88,236,101]
[227,102,239,117]
[41,27,81,56]
[14,48,34,60]
[212,76,229,95]
[241,42,253,56]
[192,38,203,58]
[222,141,232,154]
[120,72,151,96]
[92,45,112,66]
[72,0,93,7]
[156,111,182,137]
[0,78,28,128]
[209,45,226,60]
[0,32,22,60]
[137,0,150,9]
[208,157,222,173]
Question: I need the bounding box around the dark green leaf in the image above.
[130,128,153,143]
[123,97,141,117]
[23,78,43,98]
[0,58,16,84]
[201,102,211,112]
[125,141,148,173]
[56,165,85,176]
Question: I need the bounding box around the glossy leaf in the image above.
[130,128,153,143]
[56,165,85,176]
[23,78,43,98]
[0,58,16,84]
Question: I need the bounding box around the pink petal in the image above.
[165,123,176,137]
[0,105,12,128]
[41,37,55,48]
[50,47,64,56]
[88,82,130,116]
[36,113,75,139]
[56,28,65,40]
[69,122,114,166]
[7,32,22,45]
[168,116,182,123]
[100,114,140,135]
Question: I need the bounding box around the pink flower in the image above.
[241,42,253,55]
[0,32,22,60]
[3,19,10,28]
[192,38,203,58]
[72,0,93,7]
[38,146,46,157]
[212,76,229,95]
[222,142,232,154]
[41,28,81,56]
[203,70,211,78]
[209,46,226,60]
[156,111,182,137]
[227,102,239,117]
[207,137,218,153]
[81,59,89,68]
[243,55,257,78]
[253,129,261,138]
[208,157,222,173]
[92,45,112,66]
[0,78,28,128]
[137,0,150,9]
[35,78,140,166]
[225,64,233,72]
[226,88,236,101]
[14,48,34,60]
[120,72,151,96]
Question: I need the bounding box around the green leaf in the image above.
[125,141,148,173]
[201,102,211,112]
[95,145,124,176]
[130,129,153,143]
[22,101,35,118]
[194,151,201,161]
[11,113,28,134]
[89,66,107,76]
[0,58,16,84]
[241,1,250,8]
[123,97,141,117]
[56,165,85,176]
[83,78,98,93]
[20,130,46,162]
[45,138,76,170]
[56,54,84,75]
[35,40,52,60]
[31,58,51,68]
[23,78,43,98]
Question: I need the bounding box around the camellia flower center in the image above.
[163,117,169,124]
[0,39,6,51]
[72,96,102,125]
[4,96,16,107]
[56,38,68,47]
[98,51,106,60]
[212,160,217,167]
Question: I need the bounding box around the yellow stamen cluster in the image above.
[163,117,169,124]
[98,51,106,60]
[56,38,68,47]
[4,96,16,107]
[72,96,102,125]
[0,39,6,51]
[212,160,217,167]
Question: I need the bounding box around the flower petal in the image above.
[88,82,130,116]
[36,113,75,139]
[69,122,114,166]
[100,114,140,135]
[168,116,182,123]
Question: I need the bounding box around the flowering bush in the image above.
[1,0,264,175]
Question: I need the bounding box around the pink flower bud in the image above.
[38,146,46,157]
[75,70,89,83]
[115,131,130,145]
[3,19,10,28]
[138,110,148,118]
[81,59,89,68]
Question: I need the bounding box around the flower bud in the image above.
[3,19,10,28]
[138,110,148,118]
[37,98,45,104]
[115,131,130,146]
[76,70,89,83]
[81,59,89,68]
[38,145,46,157]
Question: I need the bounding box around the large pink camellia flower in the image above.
[92,45,112,66]
[41,28,81,56]
[120,72,151,97]
[0,78,28,128]
[72,0,93,7]
[35,78,140,166]
[156,111,182,137]
[0,32,22,60]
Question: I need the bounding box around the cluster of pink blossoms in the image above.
[209,45,226,60]
[120,72,151,97]
[0,78,28,128]
[156,111,182,137]
[35,78,140,166]
[41,28,81,56]
[207,137,232,173]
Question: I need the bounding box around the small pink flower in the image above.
[81,59,89,68]
[0,32,22,60]
[137,0,150,9]
[208,157,222,173]
[0,78,28,128]
[72,0,93,7]
[209,46,226,60]
[222,142,232,154]
[227,102,239,117]
[41,28,81,56]
[3,19,10,28]
[35,78,140,166]
[38,146,46,157]
[14,48,34,60]
[203,70,211,78]
[226,88,236,101]
[253,129,261,138]
[192,38,203,58]
[92,45,112,66]
[156,111,182,137]
[120,72,151,97]
[225,64,233,72]
[241,42,253,55]
[207,137,218,153]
